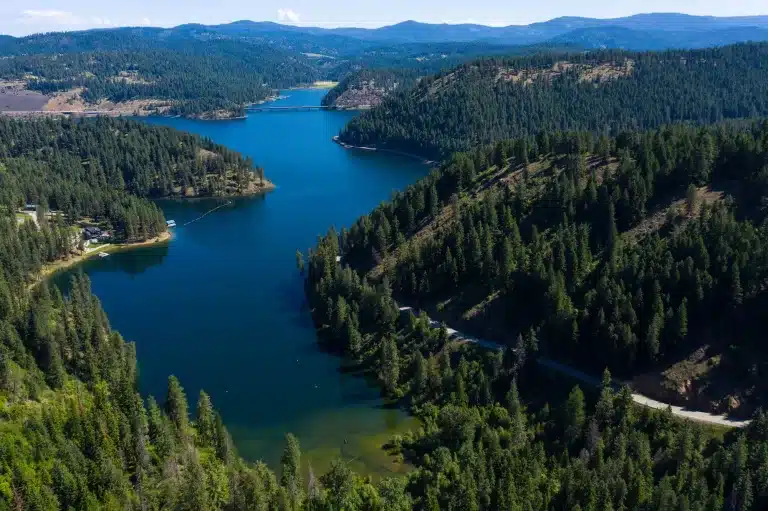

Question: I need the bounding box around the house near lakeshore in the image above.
[83,226,103,240]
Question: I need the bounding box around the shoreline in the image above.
[34,231,172,283]
[332,136,437,165]
[166,179,276,200]
[1,93,282,121]
[289,81,339,91]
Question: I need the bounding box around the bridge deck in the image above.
[247,105,330,111]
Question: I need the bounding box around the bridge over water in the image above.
[246,105,331,112]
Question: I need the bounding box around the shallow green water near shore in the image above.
[51,89,428,476]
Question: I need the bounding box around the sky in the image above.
[1,0,767,37]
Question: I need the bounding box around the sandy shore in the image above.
[36,231,172,281]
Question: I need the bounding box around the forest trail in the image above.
[399,306,751,428]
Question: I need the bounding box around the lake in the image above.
[51,89,429,477]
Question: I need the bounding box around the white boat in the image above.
[98,252,109,258]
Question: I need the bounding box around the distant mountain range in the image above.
[2,13,768,54]
[175,13,768,50]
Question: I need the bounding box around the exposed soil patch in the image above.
[0,81,49,112]
[42,88,171,115]
[624,186,725,243]
[630,340,754,418]
[496,59,634,86]
[110,71,154,85]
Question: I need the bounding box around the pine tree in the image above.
[166,375,189,438]
[644,313,662,362]
[413,351,428,399]
[429,183,440,219]
[455,370,469,407]
[564,386,586,445]
[281,433,304,509]
[500,237,515,285]
[686,184,698,217]
[147,395,174,458]
[607,202,620,269]
[44,341,65,389]
[196,391,215,448]
[506,379,527,448]
[0,350,10,391]
[731,262,743,308]
[179,451,210,511]
[595,369,614,427]
[380,336,400,396]
[213,411,233,463]
[333,295,349,337]
[346,319,362,358]
[494,141,507,168]
[445,246,459,286]
[676,298,688,342]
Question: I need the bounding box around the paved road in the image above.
[400,306,750,428]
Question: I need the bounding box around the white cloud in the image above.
[277,8,300,23]
[17,10,80,25]
[140,17,152,26]
[16,10,114,28]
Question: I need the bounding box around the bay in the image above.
[51,89,429,477]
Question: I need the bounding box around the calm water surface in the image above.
[51,89,429,476]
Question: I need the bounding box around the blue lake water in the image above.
[51,89,429,476]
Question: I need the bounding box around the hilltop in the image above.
[339,43,768,159]
[313,120,768,418]
[2,13,768,118]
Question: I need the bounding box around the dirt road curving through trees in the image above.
[399,306,751,428]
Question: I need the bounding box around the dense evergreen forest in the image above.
[0,41,318,116]
[0,27,531,117]
[1,224,413,509]
[303,120,768,509]
[320,120,768,412]
[8,121,768,510]
[339,43,768,159]
[0,117,267,219]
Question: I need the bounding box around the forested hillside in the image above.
[340,43,768,159]
[0,117,417,510]
[1,223,412,509]
[2,14,768,118]
[0,40,318,117]
[0,117,268,210]
[322,69,421,109]
[303,119,768,509]
[316,119,768,413]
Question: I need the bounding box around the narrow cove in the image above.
[50,89,430,477]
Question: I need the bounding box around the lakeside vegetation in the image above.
[1,114,411,510]
[0,117,269,205]
[7,17,768,510]
[303,119,768,509]
[339,43,768,160]
[0,37,319,117]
